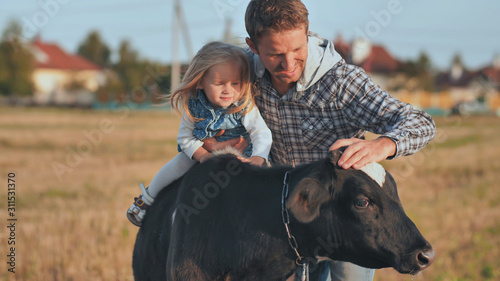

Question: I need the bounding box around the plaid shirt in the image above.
[254,59,436,166]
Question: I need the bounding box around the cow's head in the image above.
[286,150,434,274]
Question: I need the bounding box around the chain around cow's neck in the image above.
[281,171,310,280]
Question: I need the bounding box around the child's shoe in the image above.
[127,183,154,226]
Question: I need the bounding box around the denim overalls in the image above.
[178,90,253,157]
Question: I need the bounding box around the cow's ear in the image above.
[330,147,349,166]
[287,178,330,223]
[329,149,344,167]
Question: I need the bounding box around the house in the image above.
[435,59,477,93]
[333,35,402,90]
[477,55,500,111]
[479,55,500,91]
[434,55,500,112]
[31,37,105,106]
[332,35,448,112]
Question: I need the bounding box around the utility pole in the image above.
[171,0,181,93]
[171,0,193,93]
[223,17,233,43]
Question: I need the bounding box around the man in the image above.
[242,0,436,280]
[204,0,436,280]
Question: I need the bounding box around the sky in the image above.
[1,0,499,70]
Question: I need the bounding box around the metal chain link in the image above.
[281,171,305,264]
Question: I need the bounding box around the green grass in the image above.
[434,134,483,149]
[1,108,499,281]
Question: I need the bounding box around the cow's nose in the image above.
[416,248,435,270]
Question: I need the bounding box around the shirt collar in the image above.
[196,89,214,111]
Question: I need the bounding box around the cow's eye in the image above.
[354,198,370,208]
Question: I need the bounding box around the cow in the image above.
[132,150,434,281]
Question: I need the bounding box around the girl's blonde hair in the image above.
[169,41,254,121]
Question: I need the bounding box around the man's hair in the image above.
[245,0,309,44]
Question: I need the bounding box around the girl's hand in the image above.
[238,156,266,166]
[192,147,213,163]
[202,130,249,154]
[198,152,213,163]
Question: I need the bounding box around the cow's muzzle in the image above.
[415,247,435,271]
[400,246,435,274]
[396,245,435,274]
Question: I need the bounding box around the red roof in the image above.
[33,39,100,71]
[333,35,399,73]
[360,46,399,73]
[482,66,500,84]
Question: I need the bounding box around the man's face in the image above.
[247,26,308,93]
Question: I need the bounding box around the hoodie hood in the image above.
[251,31,343,92]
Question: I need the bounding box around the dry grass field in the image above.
[0,107,499,281]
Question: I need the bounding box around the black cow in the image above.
[132,150,434,281]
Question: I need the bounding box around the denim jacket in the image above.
[178,90,253,157]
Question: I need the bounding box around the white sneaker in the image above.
[126,183,154,226]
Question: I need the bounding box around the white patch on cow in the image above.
[212,146,244,158]
[359,162,386,188]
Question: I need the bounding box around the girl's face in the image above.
[197,61,242,109]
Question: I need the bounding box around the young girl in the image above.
[127,41,272,226]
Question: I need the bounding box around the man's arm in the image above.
[330,65,436,169]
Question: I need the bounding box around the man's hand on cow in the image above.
[329,137,397,170]
[202,130,249,154]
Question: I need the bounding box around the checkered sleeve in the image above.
[337,65,437,159]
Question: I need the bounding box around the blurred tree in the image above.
[0,20,35,97]
[114,40,142,93]
[451,53,464,68]
[77,30,111,67]
[153,65,171,103]
[400,60,418,78]
[96,71,126,104]
[138,61,171,104]
[416,51,435,92]
[93,39,172,106]
[416,51,432,73]
[1,19,22,42]
[400,51,435,92]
